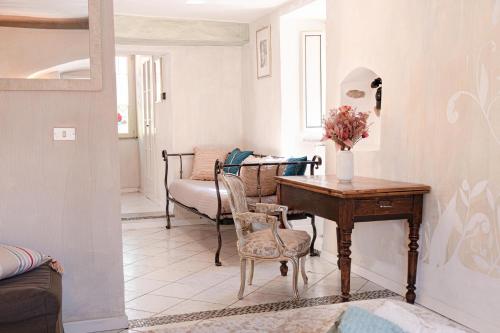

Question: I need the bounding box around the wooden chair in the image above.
[220,173,311,300]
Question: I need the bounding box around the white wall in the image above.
[118,44,244,205]
[0,1,126,331]
[242,17,282,155]
[241,0,319,156]
[119,138,140,191]
[242,0,500,331]
[325,1,499,332]
[280,17,325,157]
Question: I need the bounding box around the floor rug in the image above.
[129,289,399,329]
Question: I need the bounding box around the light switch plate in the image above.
[53,128,76,141]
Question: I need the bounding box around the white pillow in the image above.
[0,244,50,280]
[374,301,467,333]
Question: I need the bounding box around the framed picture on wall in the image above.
[154,58,163,103]
[256,25,272,79]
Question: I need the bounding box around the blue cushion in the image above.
[283,156,308,176]
[224,148,253,174]
[338,306,405,333]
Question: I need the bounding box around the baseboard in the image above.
[350,263,406,296]
[417,293,496,332]
[121,187,139,193]
[320,250,491,332]
[64,315,128,333]
[317,249,337,266]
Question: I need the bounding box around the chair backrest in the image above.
[220,173,249,215]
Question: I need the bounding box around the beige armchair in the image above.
[220,173,311,300]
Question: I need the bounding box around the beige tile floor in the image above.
[121,192,164,215]
[121,219,385,322]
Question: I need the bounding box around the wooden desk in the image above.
[275,175,431,304]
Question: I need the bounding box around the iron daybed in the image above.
[162,150,323,267]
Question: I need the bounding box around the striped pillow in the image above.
[190,147,228,181]
[0,244,49,280]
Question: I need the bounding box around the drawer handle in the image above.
[378,200,393,208]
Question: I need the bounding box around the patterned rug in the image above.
[129,289,399,329]
[122,215,167,221]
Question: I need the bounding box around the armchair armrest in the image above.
[235,212,277,228]
[234,212,286,252]
[255,203,292,229]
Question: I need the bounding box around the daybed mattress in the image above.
[170,179,231,219]
[169,179,278,220]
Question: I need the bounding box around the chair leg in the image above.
[300,256,308,284]
[238,258,247,300]
[248,260,254,286]
[291,258,300,300]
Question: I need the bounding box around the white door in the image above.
[137,56,155,200]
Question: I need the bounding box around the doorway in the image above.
[117,54,169,218]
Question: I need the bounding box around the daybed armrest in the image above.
[162,149,195,180]
[234,212,286,252]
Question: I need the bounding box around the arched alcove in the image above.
[340,67,382,151]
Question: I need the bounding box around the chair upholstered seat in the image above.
[239,229,311,258]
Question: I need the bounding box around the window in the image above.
[115,56,137,138]
[303,33,325,129]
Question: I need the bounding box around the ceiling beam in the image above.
[115,16,249,47]
[0,15,89,30]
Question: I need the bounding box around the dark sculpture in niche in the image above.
[371,77,382,116]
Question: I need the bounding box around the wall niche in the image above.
[340,67,382,151]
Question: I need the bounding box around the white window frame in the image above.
[116,55,138,139]
[301,32,326,141]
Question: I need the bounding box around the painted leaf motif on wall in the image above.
[478,64,489,110]
[446,41,500,145]
[471,180,488,199]
[432,181,500,278]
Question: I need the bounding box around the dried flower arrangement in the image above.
[322,105,371,151]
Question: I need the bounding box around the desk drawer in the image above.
[354,197,413,217]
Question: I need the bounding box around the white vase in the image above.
[336,150,354,182]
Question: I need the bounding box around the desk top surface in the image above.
[275,175,431,198]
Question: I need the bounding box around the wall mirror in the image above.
[0,0,102,91]
[341,67,382,151]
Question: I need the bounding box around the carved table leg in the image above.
[280,261,288,276]
[309,215,320,257]
[406,195,423,304]
[339,227,353,301]
[336,226,341,269]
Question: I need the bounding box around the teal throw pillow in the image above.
[283,156,308,176]
[224,148,253,174]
